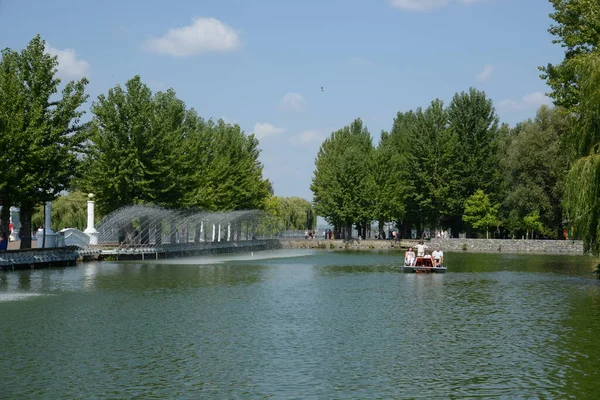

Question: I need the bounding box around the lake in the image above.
[1,250,599,398]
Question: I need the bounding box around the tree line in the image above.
[312,0,600,257]
[311,93,568,240]
[3,0,600,255]
[0,35,285,248]
[540,0,600,256]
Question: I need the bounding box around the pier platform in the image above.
[0,239,281,270]
[0,246,79,271]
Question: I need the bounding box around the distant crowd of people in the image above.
[303,229,405,241]
[304,229,336,240]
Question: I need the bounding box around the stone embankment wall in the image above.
[279,238,585,255]
[427,238,584,254]
[278,239,403,252]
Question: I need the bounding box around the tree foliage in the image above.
[447,88,501,232]
[311,118,374,237]
[79,76,186,215]
[0,35,89,248]
[79,76,272,215]
[522,211,544,239]
[501,105,569,238]
[410,100,460,231]
[183,119,272,211]
[307,89,558,241]
[372,127,408,236]
[32,191,101,232]
[462,190,500,238]
[561,52,600,255]
[539,0,600,110]
[380,91,498,237]
[263,196,316,232]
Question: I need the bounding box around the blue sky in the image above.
[0,0,563,202]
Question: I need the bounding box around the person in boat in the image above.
[415,241,428,257]
[432,246,444,267]
[405,246,415,266]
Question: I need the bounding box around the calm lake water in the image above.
[1,250,599,399]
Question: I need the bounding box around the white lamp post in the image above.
[84,193,99,245]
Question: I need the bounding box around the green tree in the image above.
[447,88,501,234]
[0,46,21,236]
[462,190,500,238]
[80,76,169,215]
[0,35,89,248]
[409,99,460,232]
[502,105,569,238]
[263,196,315,231]
[32,191,101,231]
[539,0,600,110]
[373,128,408,237]
[562,52,600,255]
[522,211,544,240]
[386,111,420,237]
[311,118,375,238]
[149,88,191,207]
[183,119,272,211]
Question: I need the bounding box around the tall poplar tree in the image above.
[311,118,374,238]
[81,76,188,215]
[373,128,408,237]
[0,35,89,248]
[447,88,500,235]
[183,119,272,211]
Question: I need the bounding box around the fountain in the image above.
[79,204,278,260]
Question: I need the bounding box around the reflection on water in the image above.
[0,250,599,398]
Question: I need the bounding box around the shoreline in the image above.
[278,238,586,255]
[0,237,588,271]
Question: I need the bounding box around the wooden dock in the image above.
[0,246,79,271]
[0,239,282,270]
[79,239,281,261]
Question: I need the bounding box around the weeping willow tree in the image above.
[563,52,600,256]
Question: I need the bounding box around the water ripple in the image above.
[0,251,599,398]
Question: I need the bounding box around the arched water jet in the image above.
[90,204,266,254]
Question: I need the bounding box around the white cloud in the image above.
[390,0,485,11]
[279,93,306,112]
[143,17,241,57]
[46,45,90,79]
[476,64,493,83]
[497,92,552,110]
[290,130,326,146]
[253,122,285,139]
